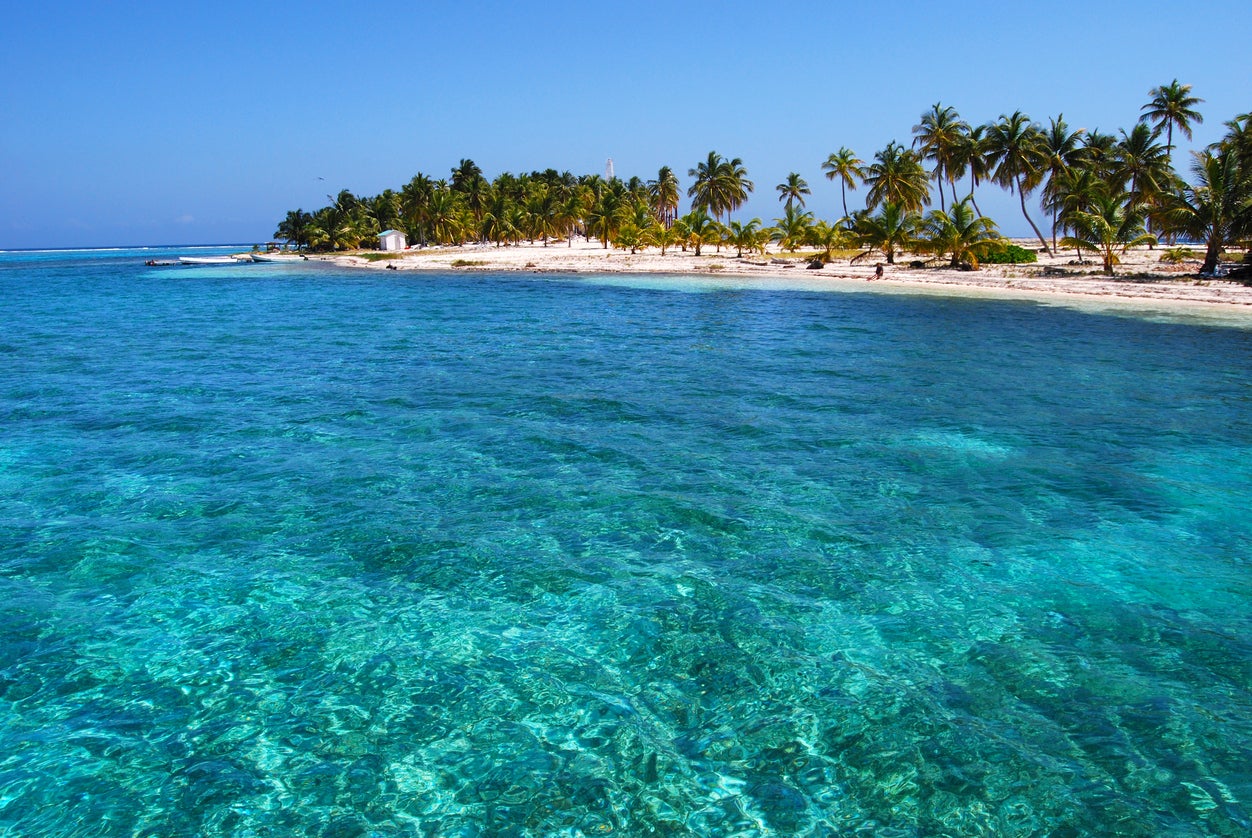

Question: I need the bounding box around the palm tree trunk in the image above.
[969,172,983,217]
[1201,236,1221,274]
[841,183,849,220]
[1017,175,1050,254]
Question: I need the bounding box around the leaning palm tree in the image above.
[852,202,921,265]
[776,172,811,211]
[920,198,1003,268]
[1160,146,1252,275]
[986,111,1051,253]
[822,147,865,220]
[864,142,931,215]
[1140,79,1204,166]
[912,102,968,211]
[1060,191,1157,275]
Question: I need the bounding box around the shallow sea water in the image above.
[1,247,1251,836]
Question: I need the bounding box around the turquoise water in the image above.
[2,247,1251,836]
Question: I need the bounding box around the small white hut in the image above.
[379,229,407,251]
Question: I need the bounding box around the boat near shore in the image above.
[177,254,254,266]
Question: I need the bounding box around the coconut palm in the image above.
[1140,79,1204,165]
[776,172,811,211]
[808,220,851,262]
[951,123,990,217]
[1060,191,1157,275]
[274,209,313,250]
[678,209,721,256]
[912,102,968,211]
[722,156,754,220]
[1160,146,1252,274]
[727,218,767,257]
[920,198,1003,268]
[986,111,1050,253]
[864,142,931,215]
[1082,129,1120,182]
[1116,123,1174,212]
[1047,167,1105,261]
[853,203,921,265]
[401,173,435,246]
[772,206,815,252]
[647,166,681,227]
[587,180,628,248]
[1039,115,1087,252]
[822,147,865,220]
[688,151,727,219]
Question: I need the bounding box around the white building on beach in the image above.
[379,229,407,251]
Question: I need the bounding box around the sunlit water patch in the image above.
[1,249,1251,835]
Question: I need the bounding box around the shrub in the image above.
[980,243,1038,264]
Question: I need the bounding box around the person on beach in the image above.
[873,263,883,281]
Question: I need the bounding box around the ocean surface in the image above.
[1,246,1250,836]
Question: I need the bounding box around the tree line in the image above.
[276,82,1251,276]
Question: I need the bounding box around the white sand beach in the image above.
[317,238,1252,317]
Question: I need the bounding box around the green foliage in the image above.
[1159,247,1197,264]
[979,243,1038,264]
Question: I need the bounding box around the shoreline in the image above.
[311,239,1252,320]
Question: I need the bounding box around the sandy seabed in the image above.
[318,238,1252,323]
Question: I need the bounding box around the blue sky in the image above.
[2,0,1248,248]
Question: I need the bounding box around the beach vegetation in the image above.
[920,198,1004,269]
[773,206,815,252]
[1061,191,1157,275]
[852,203,921,265]
[980,243,1038,264]
[273,81,1250,279]
[822,147,865,221]
[776,172,811,211]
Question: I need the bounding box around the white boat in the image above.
[178,254,257,265]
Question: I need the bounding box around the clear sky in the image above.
[2,0,1248,248]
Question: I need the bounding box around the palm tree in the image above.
[274,209,313,251]
[587,180,627,248]
[1082,129,1120,182]
[722,156,754,220]
[776,172,811,211]
[864,142,931,214]
[1047,167,1105,261]
[808,220,851,263]
[1060,191,1156,275]
[951,123,990,217]
[772,206,815,252]
[727,218,766,257]
[688,151,726,219]
[1160,146,1252,274]
[822,147,864,220]
[1039,115,1086,252]
[853,203,921,265]
[986,111,1050,253]
[647,166,681,227]
[912,103,968,211]
[401,174,435,246]
[678,209,721,256]
[920,198,1003,268]
[1140,79,1204,166]
[1116,123,1173,211]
